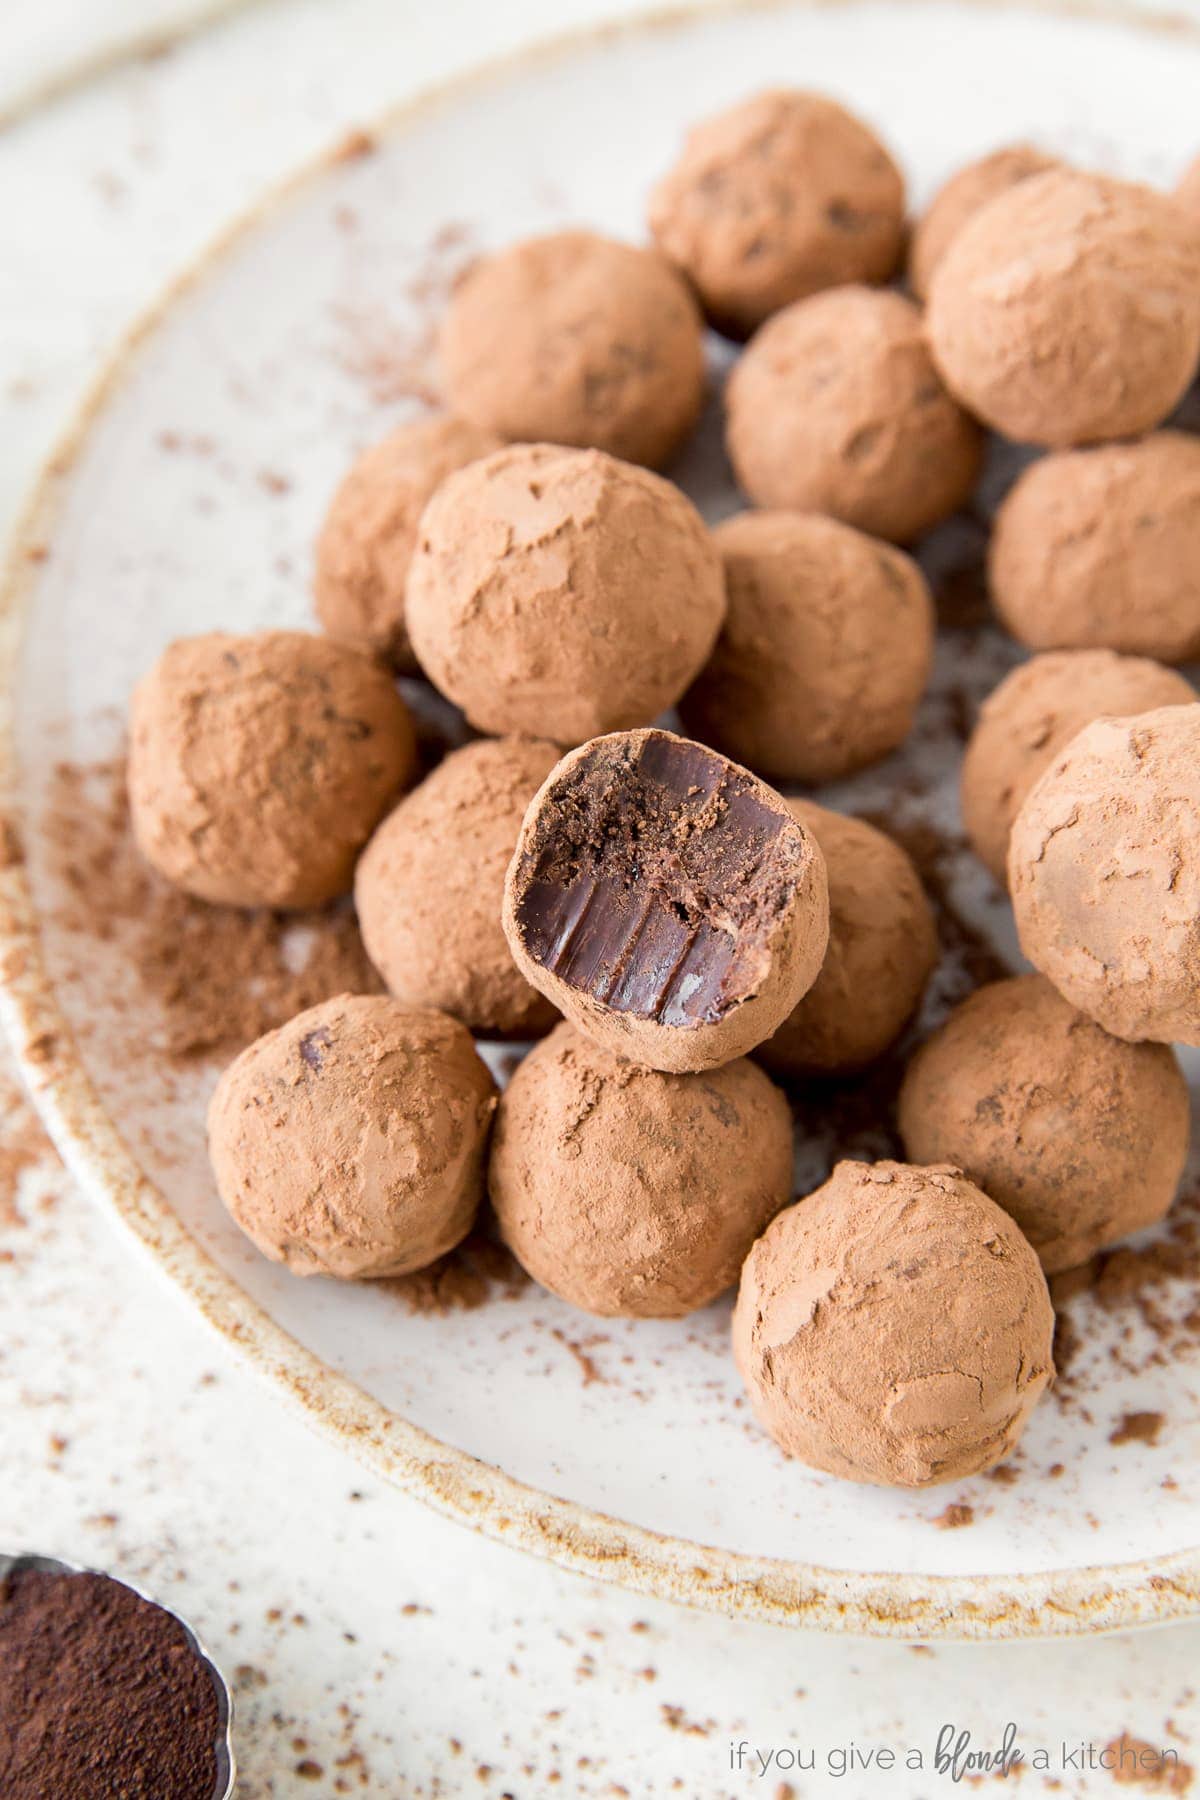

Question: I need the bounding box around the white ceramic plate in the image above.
[4,0,1200,1640]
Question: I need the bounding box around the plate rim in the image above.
[3,0,1200,1641]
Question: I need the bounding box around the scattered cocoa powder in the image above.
[933,1502,975,1530]
[1105,1734,1193,1792]
[1110,1412,1166,1449]
[380,1227,529,1317]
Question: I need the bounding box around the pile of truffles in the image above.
[124,89,1200,1492]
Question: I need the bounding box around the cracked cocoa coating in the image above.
[489,1021,793,1317]
[1009,703,1200,1045]
[927,169,1200,446]
[898,975,1190,1273]
[989,433,1200,663]
[908,144,1059,300]
[355,737,562,1039]
[406,444,725,745]
[680,511,934,783]
[757,800,938,1077]
[208,994,497,1280]
[725,285,981,542]
[439,230,705,470]
[128,630,416,908]
[314,412,499,672]
[732,1160,1055,1487]
[648,88,904,338]
[961,649,1195,885]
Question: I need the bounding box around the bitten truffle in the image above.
[648,88,904,338]
[898,975,1190,1273]
[128,631,415,908]
[207,995,497,1279]
[679,511,934,782]
[927,170,1200,446]
[725,286,981,542]
[406,444,725,745]
[503,729,829,1073]
[908,144,1059,300]
[961,649,1195,885]
[489,1022,794,1317]
[439,230,705,469]
[757,801,938,1077]
[989,433,1200,663]
[355,737,562,1038]
[314,412,499,671]
[732,1160,1055,1486]
[1010,703,1200,1045]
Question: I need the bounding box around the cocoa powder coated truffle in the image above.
[680,511,934,783]
[725,286,981,542]
[961,649,1195,885]
[908,144,1059,300]
[207,994,497,1279]
[648,88,904,338]
[989,433,1200,664]
[898,975,1190,1273]
[757,801,938,1077]
[405,444,725,745]
[128,631,416,908]
[1010,704,1200,1045]
[1180,154,1200,218]
[503,729,829,1074]
[314,412,500,671]
[927,170,1200,446]
[732,1160,1055,1487]
[355,737,562,1038]
[489,1022,794,1317]
[440,230,705,469]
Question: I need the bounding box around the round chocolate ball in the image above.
[439,230,705,469]
[990,433,1200,663]
[1010,703,1200,1045]
[725,286,981,542]
[406,444,725,745]
[732,1160,1055,1486]
[648,87,904,338]
[961,649,1195,885]
[898,975,1190,1273]
[757,801,938,1077]
[679,511,934,782]
[356,736,562,1039]
[908,144,1059,300]
[489,1022,794,1317]
[927,170,1200,446]
[503,729,829,1074]
[128,631,416,909]
[208,995,497,1279]
[314,412,500,672]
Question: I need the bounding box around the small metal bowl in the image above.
[0,1551,236,1798]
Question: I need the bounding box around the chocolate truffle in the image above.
[489,1022,793,1317]
[725,286,981,541]
[1009,703,1200,1044]
[128,631,415,908]
[908,144,1059,300]
[207,994,496,1279]
[314,412,499,671]
[503,729,829,1073]
[732,1160,1055,1486]
[1179,154,1200,218]
[680,511,934,782]
[989,433,1200,663]
[406,444,725,745]
[355,737,561,1038]
[961,649,1195,885]
[898,975,1190,1273]
[927,170,1200,446]
[758,801,938,1076]
[439,230,705,469]
[648,88,905,338]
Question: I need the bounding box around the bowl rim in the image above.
[3,0,1200,1642]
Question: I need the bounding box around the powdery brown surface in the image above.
[907,143,1059,300]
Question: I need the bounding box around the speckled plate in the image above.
[4,0,1200,1641]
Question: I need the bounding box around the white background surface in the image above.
[3,2,1200,1795]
